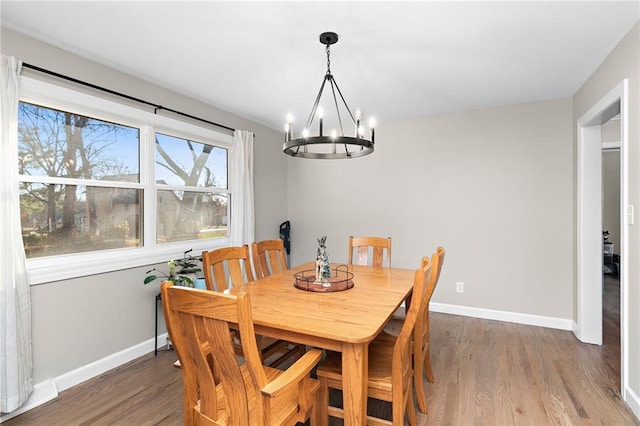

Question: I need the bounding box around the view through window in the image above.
[18,100,230,260]
[154,133,228,244]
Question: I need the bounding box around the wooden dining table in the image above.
[229,261,415,426]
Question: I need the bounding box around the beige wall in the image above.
[287,97,574,319]
[573,21,640,408]
[2,27,288,383]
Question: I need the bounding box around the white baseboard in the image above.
[0,333,168,423]
[430,302,573,330]
[625,384,640,422]
[0,380,57,423]
[54,333,168,391]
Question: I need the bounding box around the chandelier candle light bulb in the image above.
[284,113,293,141]
[286,113,293,141]
[331,129,338,154]
[317,106,324,137]
[284,122,290,142]
[283,31,375,159]
[369,117,376,142]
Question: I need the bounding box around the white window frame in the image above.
[20,77,234,285]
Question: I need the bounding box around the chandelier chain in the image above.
[326,44,331,75]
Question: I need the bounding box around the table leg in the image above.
[341,342,368,425]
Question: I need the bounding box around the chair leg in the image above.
[393,392,405,426]
[414,355,428,414]
[425,319,435,383]
[425,344,435,383]
[312,378,328,426]
[407,384,418,425]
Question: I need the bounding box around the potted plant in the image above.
[144,249,202,287]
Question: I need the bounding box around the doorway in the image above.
[576,80,628,395]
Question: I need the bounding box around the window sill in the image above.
[26,238,230,285]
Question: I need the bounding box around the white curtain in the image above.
[0,55,33,413]
[230,130,255,246]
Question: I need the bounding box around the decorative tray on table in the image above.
[293,264,354,293]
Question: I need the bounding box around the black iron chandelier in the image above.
[283,32,375,159]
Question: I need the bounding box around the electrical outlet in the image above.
[456,281,464,293]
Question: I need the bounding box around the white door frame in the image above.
[576,79,628,394]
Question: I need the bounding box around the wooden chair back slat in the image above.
[392,257,430,412]
[348,236,392,267]
[412,246,446,412]
[251,239,288,279]
[202,245,254,292]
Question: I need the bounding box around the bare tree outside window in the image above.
[155,133,228,243]
[17,102,229,259]
[18,102,140,257]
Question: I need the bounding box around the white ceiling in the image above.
[2,1,639,132]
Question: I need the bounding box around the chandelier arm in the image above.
[328,78,351,156]
[305,74,331,130]
[328,77,346,137]
[329,76,354,155]
[330,75,356,125]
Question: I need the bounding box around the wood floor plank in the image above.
[3,275,637,425]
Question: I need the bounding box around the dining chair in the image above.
[379,246,446,414]
[251,239,307,362]
[201,245,300,367]
[315,256,431,425]
[251,238,289,279]
[348,235,392,267]
[160,281,325,425]
[201,245,255,292]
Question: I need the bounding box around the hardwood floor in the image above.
[418,274,635,425]
[4,275,637,425]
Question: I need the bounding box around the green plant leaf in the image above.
[144,275,158,284]
[180,276,194,285]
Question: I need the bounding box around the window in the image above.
[19,77,233,284]
[154,133,228,244]
[19,102,142,258]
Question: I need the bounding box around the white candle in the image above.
[317,107,324,137]
[286,113,293,140]
[369,117,376,143]
[331,129,337,153]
